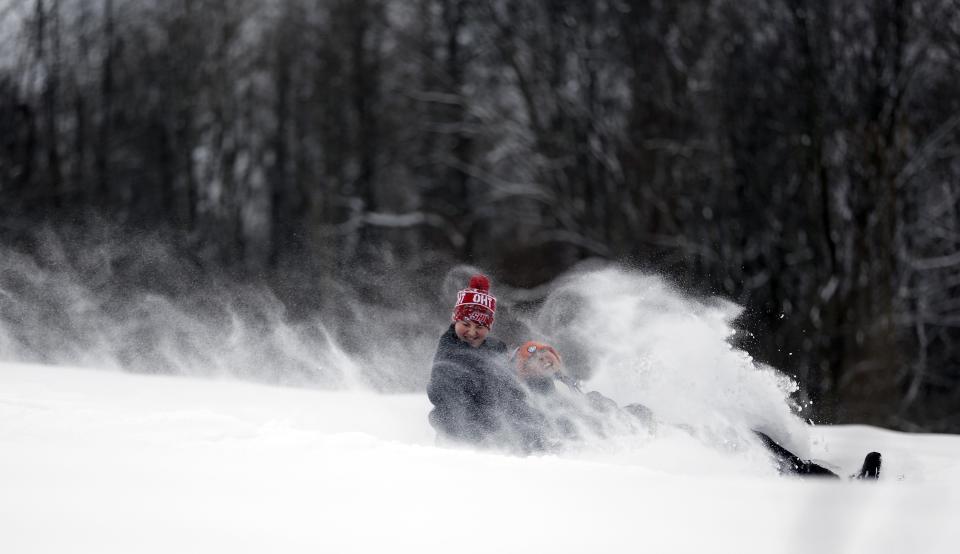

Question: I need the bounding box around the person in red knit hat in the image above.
[427,274,544,452]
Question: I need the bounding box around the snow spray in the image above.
[0,227,438,390]
[523,265,814,460]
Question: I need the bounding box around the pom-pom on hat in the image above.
[452,274,497,328]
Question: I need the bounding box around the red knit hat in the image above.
[452,274,497,328]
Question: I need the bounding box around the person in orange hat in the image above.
[515,341,564,385]
[512,341,652,441]
[427,274,544,453]
[511,342,882,478]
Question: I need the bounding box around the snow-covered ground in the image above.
[2,362,958,554]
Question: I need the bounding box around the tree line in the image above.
[2,0,960,430]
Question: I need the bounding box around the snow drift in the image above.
[2,362,958,554]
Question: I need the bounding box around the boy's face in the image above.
[454,319,489,348]
[523,350,561,377]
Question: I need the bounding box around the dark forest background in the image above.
[2,0,960,431]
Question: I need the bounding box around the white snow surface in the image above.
[2,362,959,554]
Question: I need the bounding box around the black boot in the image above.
[855,452,882,480]
[755,431,840,478]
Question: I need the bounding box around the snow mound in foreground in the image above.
[2,362,959,554]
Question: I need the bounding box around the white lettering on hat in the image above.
[477,293,493,309]
[457,291,495,309]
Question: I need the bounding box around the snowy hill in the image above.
[2,362,958,554]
